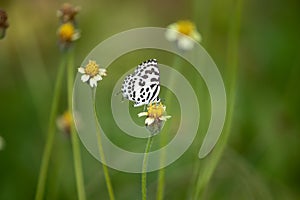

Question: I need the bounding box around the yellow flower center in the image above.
[177,20,195,36]
[63,111,72,125]
[147,103,165,118]
[85,61,99,77]
[58,22,75,41]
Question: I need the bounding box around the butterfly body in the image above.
[122,59,160,107]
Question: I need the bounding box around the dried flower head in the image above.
[57,22,80,50]
[57,111,72,135]
[165,20,201,51]
[0,9,9,39]
[78,60,107,88]
[138,103,171,135]
[57,3,80,23]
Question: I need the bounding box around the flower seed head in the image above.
[57,3,80,23]
[0,9,9,39]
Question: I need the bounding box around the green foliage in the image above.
[0,0,299,199]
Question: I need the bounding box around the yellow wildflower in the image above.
[58,22,80,42]
[138,103,171,126]
[57,111,72,135]
[78,60,107,88]
[138,103,171,135]
[165,20,201,50]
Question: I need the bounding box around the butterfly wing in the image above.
[121,74,135,101]
[121,59,160,107]
[133,81,160,107]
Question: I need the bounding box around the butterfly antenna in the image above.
[115,90,122,96]
[114,90,126,103]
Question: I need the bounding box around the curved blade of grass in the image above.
[35,53,66,200]
[67,49,87,200]
[92,89,115,200]
[193,0,244,198]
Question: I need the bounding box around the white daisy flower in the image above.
[138,103,171,126]
[78,60,107,88]
[138,103,171,135]
[165,20,201,51]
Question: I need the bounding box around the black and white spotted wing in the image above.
[121,59,160,107]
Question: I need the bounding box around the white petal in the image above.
[192,31,202,42]
[159,115,171,121]
[81,74,90,82]
[165,29,178,42]
[78,67,85,74]
[167,23,177,30]
[99,68,107,73]
[178,37,194,51]
[89,78,98,88]
[72,31,81,41]
[94,75,102,81]
[99,68,107,76]
[163,105,166,111]
[145,117,155,126]
[138,112,148,117]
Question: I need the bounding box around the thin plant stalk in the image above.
[67,49,86,200]
[92,89,115,200]
[142,136,154,200]
[193,0,244,198]
[156,56,181,200]
[35,53,67,200]
[156,148,165,200]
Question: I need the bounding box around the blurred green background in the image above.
[1,0,300,199]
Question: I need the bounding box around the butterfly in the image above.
[121,59,161,107]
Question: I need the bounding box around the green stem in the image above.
[67,49,86,200]
[193,0,244,198]
[142,136,154,200]
[35,54,66,200]
[92,90,115,200]
[156,131,167,200]
[156,158,165,200]
[156,56,181,200]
